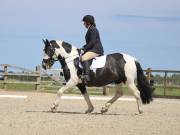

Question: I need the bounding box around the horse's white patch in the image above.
[56,40,63,46]
[123,53,137,61]
[67,61,79,83]
[123,53,137,83]
[55,41,79,61]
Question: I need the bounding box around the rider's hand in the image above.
[80,48,84,54]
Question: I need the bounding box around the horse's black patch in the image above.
[76,83,87,94]
[135,61,153,104]
[73,58,82,77]
[44,40,50,54]
[44,44,55,58]
[58,55,70,82]
[86,53,127,87]
[50,40,60,48]
[110,53,127,84]
[62,42,72,53]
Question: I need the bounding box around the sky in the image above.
[0,0,180,70]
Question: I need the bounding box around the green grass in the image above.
[0,83,35,91]
[153,86,180,97]
[41,85,180,97]
[0,83,180,97]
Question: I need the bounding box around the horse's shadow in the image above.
[25,110,135,116]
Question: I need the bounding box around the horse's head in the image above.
[42,39,78,70]
[42,39,59,70]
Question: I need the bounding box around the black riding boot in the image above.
[82,61,90,84]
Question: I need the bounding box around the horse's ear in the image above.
[43,39,46,45]
[46,39,50,45]
[43,39,50,46]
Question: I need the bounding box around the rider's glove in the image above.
[80,48,84,54]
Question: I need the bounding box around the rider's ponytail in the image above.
[92,23,96,27]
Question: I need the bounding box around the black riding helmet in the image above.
[82,15,95,25]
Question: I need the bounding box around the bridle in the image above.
[45,44,81,67]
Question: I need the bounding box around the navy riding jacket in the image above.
[83,25,104,55]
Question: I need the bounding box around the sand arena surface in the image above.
[0,89,180,135]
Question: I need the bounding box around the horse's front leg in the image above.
[83,93,94,113]
[77,84,94,113]
[51,81,77,112]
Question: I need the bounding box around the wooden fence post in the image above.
[164,72,167,96]
[35,65,41,91]
[103,86,107,96]
[3,65,8,89]
[146,68,151,84]
[103,86,110,96]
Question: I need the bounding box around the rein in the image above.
[56,49,80,64]
[64,53,80,63]
[51,46,81,64]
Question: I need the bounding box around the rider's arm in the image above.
[82,28,97,52]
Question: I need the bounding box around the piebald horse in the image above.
[42,39,153,114]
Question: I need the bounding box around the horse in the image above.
[42,39,153,114]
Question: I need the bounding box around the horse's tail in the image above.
[135,61,153,104]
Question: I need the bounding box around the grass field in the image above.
[0,83,180,97]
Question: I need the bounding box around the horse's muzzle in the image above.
[42,61,47,70]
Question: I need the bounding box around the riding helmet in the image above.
[82,15,95,24]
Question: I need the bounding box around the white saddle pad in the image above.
[80,55,107,69]
[91,55,107,69]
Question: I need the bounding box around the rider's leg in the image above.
[81,52,99,83]
[81,52,99,61]
[81,61,91,82]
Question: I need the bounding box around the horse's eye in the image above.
[43,59,49,63]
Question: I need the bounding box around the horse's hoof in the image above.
[50,106,57,113]
[50,108,56,113]
[85,107,94,114]
[138,109,143,114]
[135,111,143,115]
[139,110,143,114]
[101,107,108,113]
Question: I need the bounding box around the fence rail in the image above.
[144,68,180,97]
[0,64,180,97]
[0,64,41,90]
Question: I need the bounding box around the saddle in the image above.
[79,55,107,70]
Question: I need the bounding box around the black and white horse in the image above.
[42,39,153,114]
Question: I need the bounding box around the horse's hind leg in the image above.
[101,83,123,113]
[127,81,143,114]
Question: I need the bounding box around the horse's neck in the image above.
[56,42,79,70]
[58,54,80,73]
[58,52,79,69]
[58,56,66,67]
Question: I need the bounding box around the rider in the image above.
[81,15,104,84]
